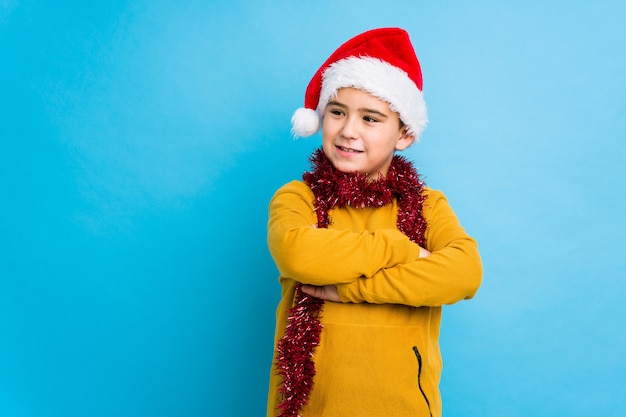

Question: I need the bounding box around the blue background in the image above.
[2,1,625,416]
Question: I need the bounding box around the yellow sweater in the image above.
[267,180,482,417]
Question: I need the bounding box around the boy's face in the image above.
[321,87,414,181]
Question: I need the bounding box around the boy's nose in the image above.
[340,116,359,139]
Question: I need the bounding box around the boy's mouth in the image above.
[336,145,363,153]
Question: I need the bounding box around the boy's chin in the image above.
[333,165,379,180]
[330,162,360,175]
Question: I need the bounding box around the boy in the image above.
[267,27,482,417]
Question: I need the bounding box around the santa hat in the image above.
[291,27,428,140]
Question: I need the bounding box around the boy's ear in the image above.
[395,129,415,151]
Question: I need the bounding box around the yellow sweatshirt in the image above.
[267,180,482,417]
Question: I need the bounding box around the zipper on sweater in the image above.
[412,346,433,417]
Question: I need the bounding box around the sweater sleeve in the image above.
[336,189,482,307]
[268,181,421,286]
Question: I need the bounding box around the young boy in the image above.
[267,28,482,417]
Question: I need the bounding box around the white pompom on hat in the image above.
[291,27,428,140]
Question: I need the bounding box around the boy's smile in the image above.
[336,145,362,153]
[321,87,414,181]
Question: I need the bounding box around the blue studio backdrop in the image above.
[1,1,625,416]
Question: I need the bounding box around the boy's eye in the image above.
[363,116,378,123]
[329,109,343,116]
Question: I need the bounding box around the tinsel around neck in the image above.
[303,148,427,246]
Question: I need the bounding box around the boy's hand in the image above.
[419,246,431,258]
[301,284,340,302]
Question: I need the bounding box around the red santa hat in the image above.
[291,27,428,140]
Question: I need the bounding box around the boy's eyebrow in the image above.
[360,108,389,119]
[327,100,389,119]
[327,100,347,108]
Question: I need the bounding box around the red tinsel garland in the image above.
[275,148,427,416]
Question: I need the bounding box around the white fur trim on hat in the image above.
[318,56,428,140]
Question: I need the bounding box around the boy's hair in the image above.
[291,28,428,140]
